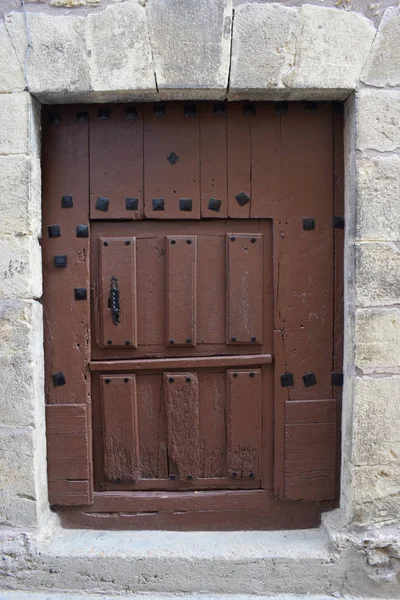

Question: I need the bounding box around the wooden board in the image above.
[227,103,252,218]
[200,102,228,218]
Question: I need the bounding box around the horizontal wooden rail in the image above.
[90,354,273,372]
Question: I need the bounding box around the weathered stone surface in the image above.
[0,93,33,155]
[86,2,157,99]
[362,6,400,87]
[146,0,232,99]
[356,90,400,152]
[352,376,400,467]
[351,463,400,525]
[356,242,400,307]
[288,5,376,93]
[5,12,90,102]
[356,156,400,242]
[0,300,44,428]
[0,235,42,299]
[0,20,25,92]
[355,308,400,372]
[229,3,299,99]
[0,156,41,236]
[0,427,38,527]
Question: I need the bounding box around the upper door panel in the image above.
[91,219,273,360]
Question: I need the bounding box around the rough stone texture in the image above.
[355,308,400,373]
[229,3,299,99]
[351,464,400,525]
[356,90,400,152]
[362,6,400,87]
[352,376,400,467]
[288,5,376,95]
[0,93,33,156]
[356,156,400,242]
[5,13,90,102]
[355,242,400,308]
[146,0,232,99]
[86,2,157,99]
[0,21,25,93]
[0,235,42,300]
[0,157,41,236]
[0,300,44,429]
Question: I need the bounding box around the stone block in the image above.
[0,235,42,300]
[289,5,376,93]
[5,12,90,102]
[356,156,400,242]
[146,0,232,99]
[0,20,25,93]
[362,7,400,87]
[0,93,32,156]
[0,156,41,236]
[228,3,299,99]
[0,300,44,428]
[352,376,400,467]
[0,427,38,527]
[355,308,400,372]
[355,242,400,308]
[351,464,400,525]
[356,90,400,152]
[86,2,157,99]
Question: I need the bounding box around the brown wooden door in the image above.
[42,102,343,529]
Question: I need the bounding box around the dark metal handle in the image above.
[110,276,120,325]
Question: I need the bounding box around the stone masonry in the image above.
[0,0,400,597]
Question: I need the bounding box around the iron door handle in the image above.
[109,276,120,325]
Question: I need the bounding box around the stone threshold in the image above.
[0,595,356,600]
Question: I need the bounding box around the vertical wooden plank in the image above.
[200,102,228,218]
[166,235,197,346]
[164,372,200,481]
[227,369,261,479]
[250,103,281,218]
[273,329,289,499]
[333,104,344,497]
[137,374,168,479]
[42,106,90,406]
[199,371,226,478]
[89,104,144,220]
[99,237,137,348]
[101,375,139,483]
[227,102,252,218]
[226,233,263,345]
[276,102,334,401]
[144,103,200,219]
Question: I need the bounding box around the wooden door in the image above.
[42,102,344,530]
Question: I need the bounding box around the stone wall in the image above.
[0,0,399,596]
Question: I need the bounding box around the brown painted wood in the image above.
[144,103,200,219]
[166,235,197,346]
[226,233,263,345]
[227,369,261,479]
[101,375,139,483]
[99,237,137,348]
[46,404,92,505]
[164,372,201,481]
[227,103,252,218]
[273,329,288,499]
[90,354,272,371]
[285,399,336,501]
[200,102,228,218]
[89,104,144,220]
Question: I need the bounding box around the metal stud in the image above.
[170,239,176,245]
[124,378,129,383]
[186,239,192,244]
[303,218,315,231]
[275,102,288,115]
[251,336,256,342]
[230,236,236,241]
[167,152,179,165]
[214,103,226,115]
[103,241,109,247]
[243,103,256,115]
[186,338,192,344]
[125,240,131,245]
[231,336,237,342]
[48,225,61,238]
[107,339,112,345]
[250,237,257,243]
[152,198,165,211]
[95,196,110,212]
[233,373,238,378]
[49,112,61,124]
[180,198,192,212]
[235,192,250,207]
[52,372,66,387]
[184,104,197,117]
[231,471,238,478]
[76,111,89,123]
[187,474,193,481]
[169,377,175,383]
[169,339,175,344]
[74,288,87,301]
[249,372,255,378]
[249,472,255,479]
[54,255,67,268]
[126,197,139,211]
[305,101,318,112]
[125,340,131,345]
[98,108,111,120]
[208,198,222,212]
[332,372,344,386]
[105,378,111,384]
[76,224,89,238]
[154,105,166,117]
[61,195,73,208]
[125,107,138,120]
[303,372,317,387]
[186,377,191,383]
[280,372,294,387]
[333,216,345,229]
[169,474,176,480]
